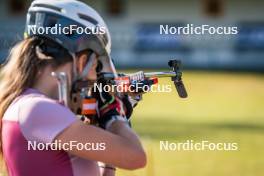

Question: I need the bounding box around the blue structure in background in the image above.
[135,23,189,51]
[236,23,264,51]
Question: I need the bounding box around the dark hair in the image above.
[0,36,73,172]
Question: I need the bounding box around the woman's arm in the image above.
[55,119,146,170]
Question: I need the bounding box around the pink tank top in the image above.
[2,88,100,176]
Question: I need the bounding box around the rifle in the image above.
[97,60,188,98]
[51,59,188,123]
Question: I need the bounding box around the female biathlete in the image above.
[0,0,146,176]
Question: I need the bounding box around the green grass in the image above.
[117,71,264,176]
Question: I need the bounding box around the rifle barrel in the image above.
[143,71,177,78]
[102,71,179,79]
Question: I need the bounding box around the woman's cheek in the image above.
[87,69,97,81]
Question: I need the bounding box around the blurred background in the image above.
[1,0,264,70]
[0,0,264,176]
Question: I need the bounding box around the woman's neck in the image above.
[32,70,58,99]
